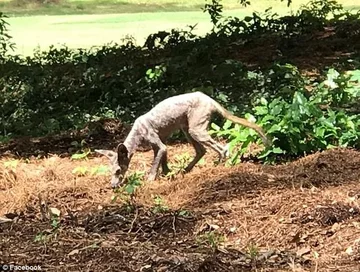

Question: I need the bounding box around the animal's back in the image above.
[141,92,214,133]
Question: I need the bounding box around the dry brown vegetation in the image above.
[1,129,360,271]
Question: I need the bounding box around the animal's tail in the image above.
[212,100,271,146]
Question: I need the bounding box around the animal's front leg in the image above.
[147,144,167,181]
[161,153,171,175]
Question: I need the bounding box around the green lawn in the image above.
[3,0,360,56]
[1,0,359,16]
[7,11,218,56]
[0,0,310,16]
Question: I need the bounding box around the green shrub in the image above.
[211,68,360,163]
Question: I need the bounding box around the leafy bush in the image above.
[211,68,360,163]
[215,0,345,38]
[0,0,359,142]
[0,12,15,58]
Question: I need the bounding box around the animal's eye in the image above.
[115,169,122,176]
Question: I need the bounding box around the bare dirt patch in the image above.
[1,140,360,271]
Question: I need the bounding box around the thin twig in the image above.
[128,208,139,233]
[314,260,319,272]
[172,214,176,235]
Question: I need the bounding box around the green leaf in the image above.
[258,146,285,159]
[254,106,268,115]
[348,69,360,80]
[346,119,355,130]
[260,97,268,106]
[293,91,307,106]
[92,165,109,175]
[125,185,135,194]
[267,124,282,133]
[314,127,325,138]
[210,122,221,131]
[223,120,233,130]
[271,147,285,154]
[290,126,301,134]
[308,104,323,118]
[257,149,272,159]
[270,103,283,115]
[71,153,88,160]
[244,113,256,123]
[244,16,253,22]
[260,114,275,123]
[327,68,340,81]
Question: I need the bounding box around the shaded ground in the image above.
[1,127,360,271]
[230,26,360,74]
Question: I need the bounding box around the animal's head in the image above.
[95,143,130,188]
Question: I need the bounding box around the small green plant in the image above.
[51,214,60,229]
[49,207,61,230]
[167,153,191,175]
[152,195,169,214]
[35,207,61,243]
[70,140,91,160]
[111,171,144,203]
[72,166,88,176]
[3,159,19,169]
[0,135,11,144]
[72,165,109,177]
[247,242,260,260]
[177,209,191,217]
[166,153,205,179]
[196,231,225,251]
[34,232,48,243]
[71,150,91,160]
[34,229,58,244]
[124,171,144,195]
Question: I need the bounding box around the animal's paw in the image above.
[146,174,157,182]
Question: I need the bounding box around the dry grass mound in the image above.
[1,146,360,271]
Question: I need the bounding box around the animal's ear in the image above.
[117,143,129,164]
[95,149,117,161]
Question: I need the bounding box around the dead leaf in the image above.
[331,222,340,232]
[296,246,311,257]
[68,249,79,256]
[208,223,220,230]
[229,226,237,233]
[49,207,61,217]
[345,246,353,255]
[0,217,13,223]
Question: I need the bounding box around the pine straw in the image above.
[1,146,360,271]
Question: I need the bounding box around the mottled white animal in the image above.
[96,91,270,188]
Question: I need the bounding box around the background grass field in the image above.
[4,0,357,16]
[2,0,360,56]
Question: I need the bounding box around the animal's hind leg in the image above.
[182,129,206,173]
[187,109,228,162]
[188,129,228,162]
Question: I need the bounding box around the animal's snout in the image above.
[111,181,121,189]
[111,184,119,189]
[111,175,124,189]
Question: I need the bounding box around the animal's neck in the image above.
[123,127,140,157]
